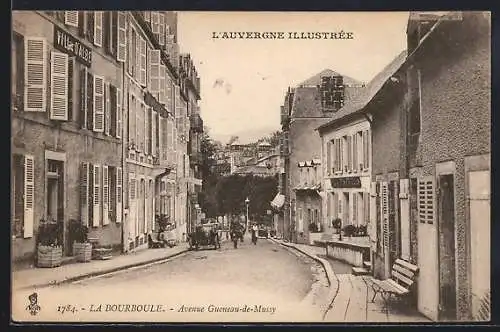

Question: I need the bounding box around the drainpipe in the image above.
[121,61,126,254]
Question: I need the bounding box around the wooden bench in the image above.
[366,258,419,312]
[148,233,165,248]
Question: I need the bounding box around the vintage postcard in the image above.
[11,11,491,323]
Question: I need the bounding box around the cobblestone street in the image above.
[13,238,326,322]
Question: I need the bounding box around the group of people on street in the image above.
[229,219,260,248]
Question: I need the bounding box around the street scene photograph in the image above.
[11,11,490,323]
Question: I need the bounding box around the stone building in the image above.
[12,11,124,260]
[280,69,365,244]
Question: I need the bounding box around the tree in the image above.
[199,127,219,218]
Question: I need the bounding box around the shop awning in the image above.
[270,193,285,209]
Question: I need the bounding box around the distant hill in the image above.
[212,125,281,145]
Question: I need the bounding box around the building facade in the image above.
[12,11,125,261]
[403,12,491,321]
[11,10,204,260]
[281,69,366,244]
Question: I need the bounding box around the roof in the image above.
[258,141,271,147]
[317,50,408,132]
[298,69,363,87]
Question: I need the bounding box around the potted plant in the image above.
[332,218,342,234]
[36,217,63,268]
[69,219,92,262]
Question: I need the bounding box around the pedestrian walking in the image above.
[251,223,258,245]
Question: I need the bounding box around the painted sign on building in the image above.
[53,25,92,67]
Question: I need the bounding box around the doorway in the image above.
[343,192,350,225]
[46,159,65,251]
[438,174,456,320]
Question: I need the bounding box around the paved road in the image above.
[13,237,324,322]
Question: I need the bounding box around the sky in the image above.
[177,12,410,144]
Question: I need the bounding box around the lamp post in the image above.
[245,197,250,230]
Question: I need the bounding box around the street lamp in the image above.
[245,197,250,230]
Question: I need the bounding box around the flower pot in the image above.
[73,242,92,262]
[37,245,63,268]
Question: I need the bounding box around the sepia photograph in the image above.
[11,10,491,323]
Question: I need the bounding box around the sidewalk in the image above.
[12,244,189,291]
[272,239,430,323]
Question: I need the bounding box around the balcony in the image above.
[190,114,203,133]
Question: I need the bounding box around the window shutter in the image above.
[135,34,140,80]
[139,37,147,86]
[129,94,136,145]
[353,193,357,225]
[381,181,389,254]
[417,176,435,224]
[86,71,94,129]
[79,67,88,128]
[152,111,157,157]
[116,167,122,223]
[137,100,143,151]
[67,58,74,121]
[102,165,109,225]
[145,105,150,155]
[338,138,343,171]
[151,12,159,33]
[49,51,69,120]
[104,82,111,135]
[166,75,172,112]
[370,181,377,245]
[23,155,34,238]
[326,141,331,175]
[93,11,103,47]
[117,12,127,62]
[332,139,337,173]
[365,130,370,169]
[80,162,90,226]
[93,164,101,227]
[93,75,105,132]
[65,11,79,27]
[158,13,165,46]
[24,37,47,112]
[352,134,357,172]
[116,87,122,139]
[109,85,116,137]
[148,49,160,93]
[159,64,166,104]
[166,117,173,162]
[110,12,117,56]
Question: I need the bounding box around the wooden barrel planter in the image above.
[73,242,92,262]
[37,245,63,268]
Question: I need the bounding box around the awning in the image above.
[270,193,285,209]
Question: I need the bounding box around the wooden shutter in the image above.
[93,11,103,47]
[110,85,117,137]
[166,75,172,112]
[352,134,358,172]
[381,181,389,255]
[128,94,135,145]
[79,67,88,128]
[326,141,331,175]
[80,162,90,226]
[417,176,435,224]
[67,58,74,120]
[151,12,159,33]
[338,138,343,172]
[104,82,111,135]
[365,130,370,168]
[86,71,94,130]
[102,165,109,225]
[144,105,150,155]
[110,12,117,55]
[116,167,122,223]
[116,87,122,139]
[93,75,105,132]
[23,155,34,238]
[65,11,79,27]
[86,11,94,42]
[139,37,147,86]
[78,11,86,37]
[159,64,166,104]
[370,182,377,245]
[49,51,69,120]
[24,37,47,112]
[158,13,165,45]
[117,12,127,62]
[148,49,160,93]
[166,117,174,162]
[129,173,136,238]
[152,110,157,157]
[93,164,101,226]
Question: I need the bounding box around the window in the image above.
[93,11,103,47]
[12,154,34,238]
[417,176,435,224]
[102,165,110,225]
[129,94,136,145]
[158,13,166,46]
[93,75,105,132]
[92,164,101,227]
[149,49,160,93]
[103,12,117,56]
[347,135,352,172]
[12,32,24,111]
[129,28,137,76]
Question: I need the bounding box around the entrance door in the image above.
[438,174,457,321]
[417,176,439,321]
[469,170,490,321]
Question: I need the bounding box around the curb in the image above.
[269,239,340,320]
[16,248,189,290]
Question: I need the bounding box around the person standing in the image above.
[251,223,258,245]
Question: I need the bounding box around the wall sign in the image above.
[330,177,362,188]
[53,25,92,67]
